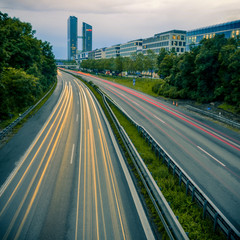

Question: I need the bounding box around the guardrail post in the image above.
[203,200,207,219]
[173,165,176,176]
[162,152,165,163]
[179,172,182,186]
[186,180,190,195]
[227,229,232,240]
[191,186,195,202]
[214,213,218,232]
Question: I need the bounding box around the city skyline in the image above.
[1,0,239,59]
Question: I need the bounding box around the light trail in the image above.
[78,71,240,151]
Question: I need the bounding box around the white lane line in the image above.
[153,114,165,124]
[70,144,75,164]
[76,114,79,122]
[95,97,155,239]
[197,146,226,167]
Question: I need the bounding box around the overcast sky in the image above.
[1,0,240,59]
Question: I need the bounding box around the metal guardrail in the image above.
[186,105,240,129]
[70,70,240,239]
[96,87,240,240]
[95,87,189,240]
[0,83,56,141]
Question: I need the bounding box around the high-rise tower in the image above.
[82,22,92,52]
[67,16,78,60]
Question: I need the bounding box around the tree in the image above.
[158,53,175,79]
[135,53,145,73]
[1,67,39,112]
[144,50,157,78]
[194,35,228,102]
[0,12,57,120]
[114,56,124,74]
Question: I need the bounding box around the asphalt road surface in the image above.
[0,71,155,240]
[73,71,240,233]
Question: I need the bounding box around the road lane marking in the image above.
[94,93,155,239]
[76,113,79,122]
[0,83,68,199]
[98,128,127,239]
[197,146,226,167]
[153,114,166,124]
[4,84,73,240]
[70,144,75,164]
[0,84,70,217]
[14,84,73,240]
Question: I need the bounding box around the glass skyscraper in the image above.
[82,22,92,52]
[67,16,78,60]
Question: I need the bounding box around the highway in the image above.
[74,71,240,232]
[0,71,154,240]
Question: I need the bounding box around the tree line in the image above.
[0,12,57,120]
[80,50,156,77]
[81,35,240,109]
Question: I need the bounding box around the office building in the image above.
[82,22,92,52]
[67,16,78,60]
[105,44,120,58]
[186,20,240,51]
[88,50,96,59]
[142,30,186,55]
[95,48,106,59]
[120,39,143,57]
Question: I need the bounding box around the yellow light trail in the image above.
[14,83,73,240]
[74,78,127,239]
[0,83,68,217]
[3,82,73,240]
[0,81,67,199]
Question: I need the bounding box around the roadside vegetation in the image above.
[80,35,240,113]
[0,12,57,127]
[74,74,226,240]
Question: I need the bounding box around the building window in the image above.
[177,35,180,40]
[177,48,179,52]
[172,35,176,40]
[179,41,182,46]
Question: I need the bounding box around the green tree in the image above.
[144,50,157,78]
[114,56,124,74]
[158,53,175,79]
[1,68,39,112]
[194,35,227,102]
[135,53,145,73]
[0,12,56,120]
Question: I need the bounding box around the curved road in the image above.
[74,71,240,233]
[0,71,154,239]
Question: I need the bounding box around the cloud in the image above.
[1,0,240,59]
[1,0,167,14]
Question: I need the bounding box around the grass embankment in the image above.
[98,74,164,98]
[76,76,226,240]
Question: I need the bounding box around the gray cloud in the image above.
[1,0,240,59]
